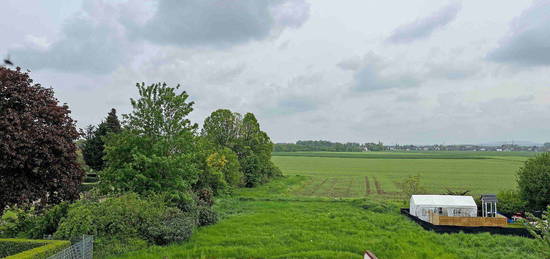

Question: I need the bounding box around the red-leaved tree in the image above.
[0,67,84,213]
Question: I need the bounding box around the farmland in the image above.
[272,151,534,197]
[110,151,546,258]
[114,176,543,259]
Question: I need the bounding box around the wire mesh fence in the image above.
[48,235,93,259]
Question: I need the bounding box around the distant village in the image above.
[385,143,550,152]
[274,140,550,152]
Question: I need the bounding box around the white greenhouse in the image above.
[409,195,478,222]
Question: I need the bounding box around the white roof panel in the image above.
[411,195,477,207]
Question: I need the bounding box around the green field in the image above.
[272,151,533,197]
[114,176,543,259]
[113,151,544,258]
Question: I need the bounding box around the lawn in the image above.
[272,151,531,196]
[113,176,543,259]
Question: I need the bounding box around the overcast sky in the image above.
[2,0,550,145]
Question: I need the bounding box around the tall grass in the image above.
[112,176,542,259]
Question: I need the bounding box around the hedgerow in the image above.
[0,238,69,259]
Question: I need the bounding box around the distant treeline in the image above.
[273,140,384,152]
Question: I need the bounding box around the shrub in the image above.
[53,194,165,240]
[26,202,69,239]
[497,189,526,215]
[0,239,42,257]
[93,237,148,259]
[0,208,35,238]
[0,238,69,259]
[199,148,243,194]
[196,188,215,207]
[394,174,426,202]
[52,193,199,256]
[521,206,550,257]
[145,208,196,245]
[517,152,550,211]
[197,206,218,226]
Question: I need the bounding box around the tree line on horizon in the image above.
[274,140,384,152]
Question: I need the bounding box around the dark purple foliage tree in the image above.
[0,67,84,213]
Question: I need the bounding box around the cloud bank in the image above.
[488,0,550,66]
[12,0,310,73]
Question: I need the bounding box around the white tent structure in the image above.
[410,195,477,222]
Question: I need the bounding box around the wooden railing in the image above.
[429,211,507,227]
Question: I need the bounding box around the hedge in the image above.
[0,238,70,259]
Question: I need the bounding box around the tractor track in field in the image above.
[310,177,329,196]
[364,176,371,195]
[373,176,385,194]
[293,177,314,195]
[327,178,338,197]
[345,177,354,197]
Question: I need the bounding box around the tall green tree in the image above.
[100,83,200,196]
[200,110,280,187]
[517,153,550,211]
[82,109,121,171]
[201,109,241,149]
[124,82,197,138]
[0,67,84,212]
[237,113,281,187]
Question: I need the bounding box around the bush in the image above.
[517,152,550,211]
[0,203,69,239]
[0,239,42,257]
[93,237,148,259]
[26,203,69,239]
[0,238,69,259]
[0,208,35,238]
[54,194,164,240]
[497,189,526,215]
[145,208,196,245]
[197,206,218,226]
[52,193,199,256]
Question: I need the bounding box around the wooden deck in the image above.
[429,212,507,227]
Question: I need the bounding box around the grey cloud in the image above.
[261,73,324,116]
[278,40,290,50]
[488,1,550,66]
[202,63,246,84]
[271,98,317,115]
[12,0,135,74]
[337,56,362,71]
[342,52,421,91]
[386,2,461,44]
[426,61,479,80]
[140,0,310,47]
[11,0,310,74]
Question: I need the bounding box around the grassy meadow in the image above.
[272,151,534,197]
[113,176,543,259]
[112,151,543,258]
